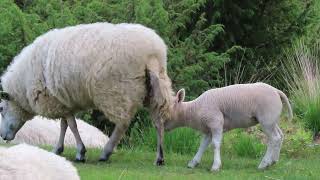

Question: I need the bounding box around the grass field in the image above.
[1,122,319,180]
[58,145,320,180]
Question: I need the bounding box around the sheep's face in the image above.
[0,100,30,141]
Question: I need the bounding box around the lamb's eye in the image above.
[0,107,3,112]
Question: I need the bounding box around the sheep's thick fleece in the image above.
[0,144,80,180]
[0,22,173,164]
[1,22,170,124]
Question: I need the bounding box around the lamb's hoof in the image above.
[52,146,64,155]
[187,160,199,168]
[258,161,272,170]
[258,165,266,170]
[155,158,165,166]
[210,164,221,172]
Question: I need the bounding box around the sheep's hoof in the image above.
[52,146,64,155]
[155,158,165,166]
[99,152,112,162]
[98,158,107,162]
[75,158,86,163]
[75,153,86,163]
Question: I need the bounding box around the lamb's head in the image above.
[164,89,185,131]
[0,92,31,141]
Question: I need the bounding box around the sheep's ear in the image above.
[175,89,185,103]
[0,91,10,101]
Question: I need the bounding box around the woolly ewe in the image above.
[0,144,80,180]
[0,22,173,165]
[163,83,292,171]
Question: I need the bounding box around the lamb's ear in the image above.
[175,89,185,103]
[0,91,10,101]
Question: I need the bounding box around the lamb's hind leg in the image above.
[99,123,129,161]
[67,116,86,162]
[272,124,284,163]
[188,134,211,168]
[258,124,282,169]
[53,119,68,155]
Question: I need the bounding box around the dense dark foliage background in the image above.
[0,0,319,136]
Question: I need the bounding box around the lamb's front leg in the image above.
[66,116,86,162]
[154,120,165,166]
[188,134,211,168]
[211,128,223,172]
[52,119,67,155]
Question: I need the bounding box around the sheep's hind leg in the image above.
[258,124,281,169]
[188,134,211,168]
[67,116,87,162]
[99,123,129,162]
[52,119,68,155]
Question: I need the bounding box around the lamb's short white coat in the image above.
[0,144,80,180]
[164,83,293,171]
[0,116,108,148]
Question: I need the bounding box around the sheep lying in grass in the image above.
[0,144,80,180]
[0,22,173,164]
[163,83,292,171]
[0,116,108,148]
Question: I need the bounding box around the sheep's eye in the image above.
[0,107,3,112]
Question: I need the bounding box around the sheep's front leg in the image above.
[188,134,211,168]
[99,123,129,161]
[52,119,67,155]
[211,128,223,172]
[66,116,86,162]
[155,121,165,166]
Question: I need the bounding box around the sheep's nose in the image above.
[0,133,6,140]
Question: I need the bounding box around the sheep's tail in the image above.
[145,57,174,122]
[277,89,293,121]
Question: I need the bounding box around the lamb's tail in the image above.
[277,89,293,121]
[145,57,174,121]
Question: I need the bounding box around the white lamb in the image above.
[162,83,292,171]
[0,144,80,180]
[0,22,173,165]
[0,116,108,148]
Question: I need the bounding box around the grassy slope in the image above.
[1,121,318,179]
[1,121,319,180]
[61,147,320,180]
